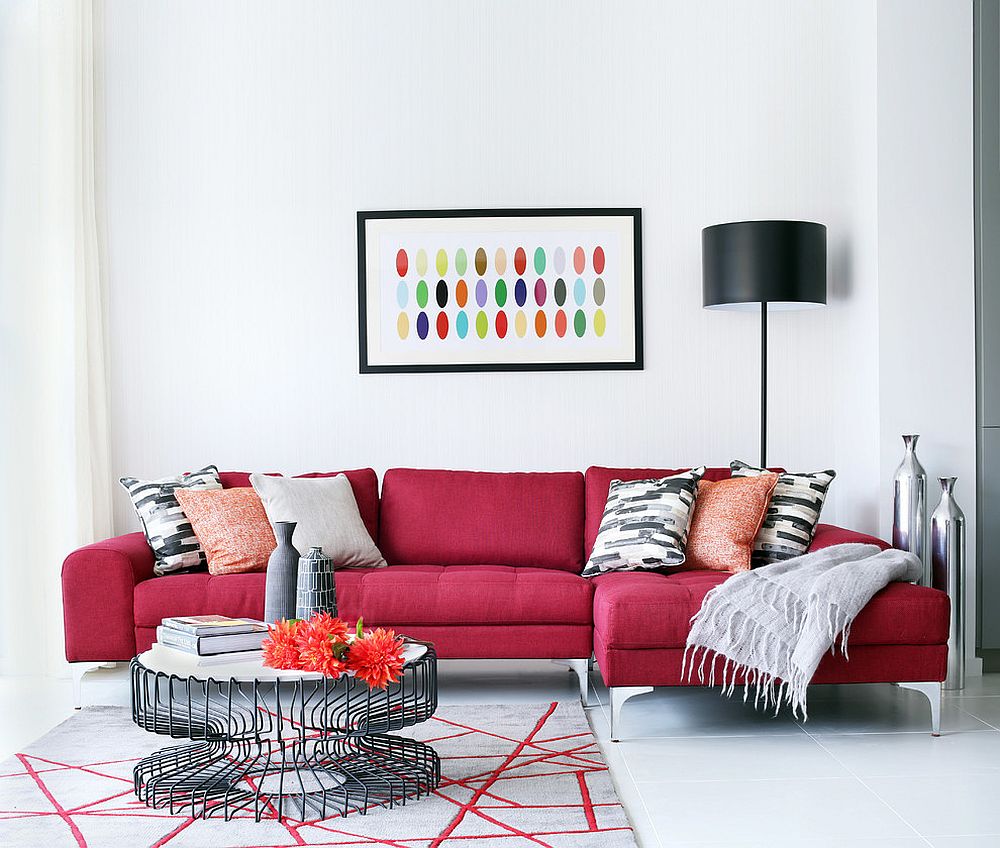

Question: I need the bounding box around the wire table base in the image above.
[129,643,440,822]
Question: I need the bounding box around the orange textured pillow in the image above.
[685,473,779,573]
[175,487,276,575]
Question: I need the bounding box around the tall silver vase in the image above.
[931,476,966,691]
[263,521,299,623]
[295,546,337,619]
[893,434,929,585]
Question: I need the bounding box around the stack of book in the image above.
[156,615,269,666]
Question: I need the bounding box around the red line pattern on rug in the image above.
[0,702,633,847]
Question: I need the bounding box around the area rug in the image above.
[0,702,636,848]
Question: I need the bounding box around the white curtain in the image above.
[0,0,113,675]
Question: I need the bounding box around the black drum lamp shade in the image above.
[701,220,828,467]
[703,220,827,311]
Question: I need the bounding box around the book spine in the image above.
[157,627,200,653]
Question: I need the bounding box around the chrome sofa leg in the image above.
[610,686,653,742]
[71,662,103,710]
[554,659,593,706]
[898,681,942,736]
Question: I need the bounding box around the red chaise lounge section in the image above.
[61,465,950,739]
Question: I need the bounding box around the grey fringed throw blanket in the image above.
[683,543,922,718]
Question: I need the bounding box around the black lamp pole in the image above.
[702,221,827,468]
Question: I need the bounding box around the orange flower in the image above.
[347,628,405,689]
[294,613,350,678]
[306,611,349,642]
[261,619,302,670]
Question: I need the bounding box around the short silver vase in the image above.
[931,476,966,691]
[295,546,337,619]
[893,434,929,585]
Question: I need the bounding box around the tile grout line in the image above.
[955,702,1000,732]
[588,682,665,848]
[799,724,934,847]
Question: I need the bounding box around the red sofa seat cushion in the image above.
[593,570,949,650]
[358,566,593,626]
[218,469,380,542]
[134,565,592,630]
[134,569,370,629]
[379,469,585,571]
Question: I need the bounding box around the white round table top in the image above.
[137,641,428,683]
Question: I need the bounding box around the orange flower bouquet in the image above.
[261,613,406,689]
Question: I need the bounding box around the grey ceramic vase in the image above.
[296,546,337,619]
[893,434,929,585]
[264,521,299,623]
[932,477,967,690]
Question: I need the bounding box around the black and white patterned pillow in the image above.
[730,460,836,567]
[583,467,706,577]
[119,465,222,575]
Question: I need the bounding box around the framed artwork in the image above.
[357,208,642,373]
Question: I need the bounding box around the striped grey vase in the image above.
[263,521,299,623]
[295,546,337,619]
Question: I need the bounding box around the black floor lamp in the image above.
[702,220,827,468]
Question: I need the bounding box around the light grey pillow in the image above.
[250,473,386,569]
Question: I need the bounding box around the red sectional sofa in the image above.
[62,466,951,739]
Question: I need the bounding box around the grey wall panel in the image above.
[980,428,1000,647]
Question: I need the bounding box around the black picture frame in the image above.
[357,207,643,374]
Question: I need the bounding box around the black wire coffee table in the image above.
[129,640,439,822]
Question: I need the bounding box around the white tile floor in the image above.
[2,661,999,847]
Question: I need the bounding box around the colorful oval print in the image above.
[436,311,449,339]
[475,310,489,339]
[435,280,448,308]
[514,310,528,338]
[554,309,568,338]
[396,280,408,308]
[573,309,586,337]
[455,248,468,276]
[397,311,409,340]
[594,308,607,337]
[574,278,586,306]
[514,247,527,275]
[456,310,469,339]
[534,278,547,306]
[495,310,508,339]
[495,278,507,307]
[495,247,507,275]
[553,246,566,275]
[416,311,430,340]
[514,278,527,307]
[554,278,567,307]
[573,246,586,275]
[475,247,488,276]
[593,245,606,275]
[456,279,468,307]
[416,280,429,309]
[396,249,408,277]
[415,248,428,277]
[533,247,546,275]
[475,279,488,308]
[534,310,547,338]
[593,277,606,306]
[436,248,448,276]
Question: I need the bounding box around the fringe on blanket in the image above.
[681,577,855,721]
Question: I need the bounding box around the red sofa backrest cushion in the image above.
[219,469,380,542]
[584,466,736,558]
[379,468,585,571]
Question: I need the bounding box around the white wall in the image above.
[877,1,978,670]
[103,0,885,535]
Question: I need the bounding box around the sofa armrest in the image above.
[61,532,154,662]
[809,523,891,552]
